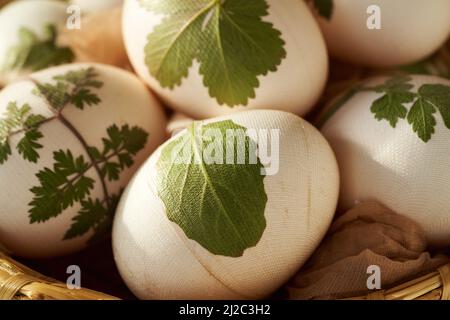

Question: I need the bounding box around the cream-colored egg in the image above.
[113,110,339,299]
[321,75,450,246]
[70,0,123,14]
[0,63,167,258]
[0,0,70,85]
[315,0,450,67]
[122,0,328,119]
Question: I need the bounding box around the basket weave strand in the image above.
[345,264,450,300]
[0,252,119,300]
[438,264,450,300]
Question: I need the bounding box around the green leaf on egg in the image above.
[311,0,333,20]
[28,124,148,242]
[367,76,450,143]
[370,76,416,127]
[29,150,96,223]
[156,119,267,257]
[140,0,286,107]
[89,124,149,182]
[63,198,108,240]
[0,142,11,164]
[0,68,104,165]
[34,67,103,110]
[0,66,147,243]
[0,102,46,164]
[2,24,74,73]
[16,128,44,163]
[407,84,450,142]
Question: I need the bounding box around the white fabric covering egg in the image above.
[321,74,450,246]
[0,63,167,258]
[113,110,339,299]
[122,0,328,119]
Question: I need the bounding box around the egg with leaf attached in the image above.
[0,63,167,258]
[113,110,339,299]
[321,74,450,247]
[311,0,450,67]
[122,0,328,119]
[0,0,74,86]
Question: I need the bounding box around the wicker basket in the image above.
[1,250,449,300]
[0,252,119,300]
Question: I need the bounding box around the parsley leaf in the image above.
[34,67,103,110]
[64,198,107,240]
[29,150,95,223]
[16,128,44,163]
[2,25,74,73]
[407,96,436,143]
[366,76,450,142]
[90,124,149,181]
[0,102,46,163]
[141,0,286,107]
[419,84,450,129]
[370,76,416,127]
[407,84,450,142]
[0,143,11,164]
[28,124,149,241]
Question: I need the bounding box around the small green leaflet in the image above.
[2,25,74,72]
[29,150,95,223]
[29,124,148,241]
[311,0,333,20]
[141,0,286,107]
[368,76,450,142]
[157,119,267,257]
[0,68,103,165]
[407,84,450,142]
[88,124,149,182]
[0,102,46,164]
[34,67,103,110]
[370,76,415,127]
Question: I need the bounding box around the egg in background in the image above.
[122,0,328,119]
[0,0,69,85]
[315,0,450,67]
